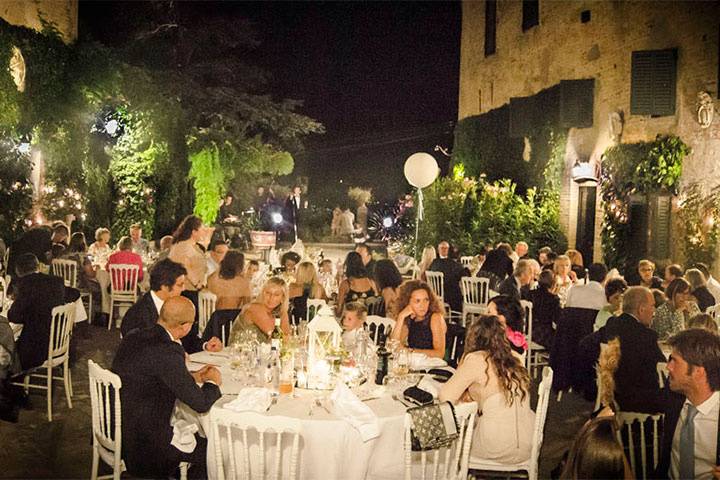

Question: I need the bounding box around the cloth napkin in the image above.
[417,375,442,399]
[409,353,447,370]
[330,382,380,442]
[223,387,273,413]
[170,404,201,453]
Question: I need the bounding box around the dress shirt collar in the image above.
[150,290,164,315]
[687,390,720,414]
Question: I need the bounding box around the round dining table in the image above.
[184,351,410,480]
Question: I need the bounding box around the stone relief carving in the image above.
[9,46,26,92]
[608,111,623,142]
[697,91,715,129]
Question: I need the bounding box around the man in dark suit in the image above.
[479,243,514,280]
[7,223,68,280]
[8,253,67,371]
[497,259,533,300]
[656,328,720,480]
[428,241,468,314]
[284,185,303,242]
[112,296,222,478]
[600,286,666,413]
[121,259,222,354]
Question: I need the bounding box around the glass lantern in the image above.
[307,304,343,389]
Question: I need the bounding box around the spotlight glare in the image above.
[271,212,283,225]
[18,142,30,154]
[382,217,394,228]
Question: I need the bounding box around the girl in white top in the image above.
[439,315,535,463]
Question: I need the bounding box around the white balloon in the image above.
[404,152,439,189]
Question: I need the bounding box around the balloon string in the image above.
[417,188,424,221]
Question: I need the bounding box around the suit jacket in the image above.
[120,292,204,353]
[498,276,522,300]
[601,313,666,413]
[654,389,690,479]
[428,258,468,312]
[111,324,221,477]
[480,249,513,280]
[8,227,53,276]
[8,272,67,371]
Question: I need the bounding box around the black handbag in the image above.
[403,385,434,406]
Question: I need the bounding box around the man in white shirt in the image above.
[657,328,720,479]
[693,263,720,305]
[509,241,528,267]
[565,263,608,310]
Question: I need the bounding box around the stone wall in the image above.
[0,0,78,43]
[459,0,720,272]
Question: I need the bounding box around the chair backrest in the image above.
[446,323,466,368]
[108,264,140,296]
[527,366,554,480]
[211,410,303,480]
[425,271,445,302]
[520,300,533,370]
[656,362,668,389]
[51,258,78,288]
[707,303,720,321]
[88,360,123,473]
[49,303,76,362]
[365,315,395,343]
[460,276,490,306]
[198,290,217,337]
[460,256,474,267]
[306,299,326,322]
[615,411,664,480]
[403,401,477,480]
[0,275,6,314]
[365,295,386,316]
[410,266,421,280]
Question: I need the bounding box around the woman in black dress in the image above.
[389,280,446,358]
[527,270,561,349]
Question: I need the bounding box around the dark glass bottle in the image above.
[375,337,390,385]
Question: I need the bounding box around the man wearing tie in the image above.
[285,185,303,242]
[656,328,720,479]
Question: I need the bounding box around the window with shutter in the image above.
[522,0,539,31]
[485,0,497,56]
[649,194,672,259]
[630,49,677,116]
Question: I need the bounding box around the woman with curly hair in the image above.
[389,280,446,358]
[440,315,534,463]
[487,294,528,354]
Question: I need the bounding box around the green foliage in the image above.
[600,135,690,269]
[189,145,226,224]
[676,183,720,267]
[0,141,33,241]
[413,175,566,257]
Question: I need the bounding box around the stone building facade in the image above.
[0,0,77,43]
[459,0,720,272]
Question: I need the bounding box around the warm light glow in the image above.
[271,212,283,224]
[382,217,393,228]
[18,142,30,154]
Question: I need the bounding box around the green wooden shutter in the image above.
[652,49,677,116]
[631,49,676,116]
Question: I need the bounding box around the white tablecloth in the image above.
[185,352,407,480]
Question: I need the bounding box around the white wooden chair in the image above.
[365,295,385,316]
[108,264,140,330]
[211,410,303,480]
[425,271,445,306]
[469,367,554,480]
[403,401,477,480]
[410,266,421,280]
[656,362,668,389]
[460,256,474,267]
[521,300,547,377]
[306,299,326,322]
[12,302,75,421]
[615,412,664,480]
[198,290,217,337]
[52,258,93,322]
[460,277,489,326]
[365,315,395,343]
[88,360,124,480]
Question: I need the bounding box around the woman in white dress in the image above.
[439,315,535,464]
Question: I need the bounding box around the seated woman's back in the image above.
[207,250,252,310]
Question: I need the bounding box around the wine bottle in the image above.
[375,337,390,385]
[270,317,283,351]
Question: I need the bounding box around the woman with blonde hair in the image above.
[417,245,436,281]
[554,254,576,304]
[439,315,534,463]
[88,227,112,268]
[228,277,291,345]
[685,267,716,312]
[289,261,326,323]
[565,249,585,280]
[389,280,446,358]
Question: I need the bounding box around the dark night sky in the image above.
[79,1,461,204]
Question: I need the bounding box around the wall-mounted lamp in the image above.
[571,157,598,183]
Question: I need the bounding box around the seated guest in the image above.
[288,261,325,323]
[154,235,174,262]
[543,251,558,271]
[601,286,666,413]
[112,296,222,479]
[651,288,668,308]
[121,259,223,353]
[663,263,684,289]
[279,251,301,280]
[687,313,719,334]
[228,277,291,345]
[653,278,701,341]
[480,243,514,280]
[554,254,576,304]
[537,246,553,268]
[510,241,529,266]
[565,249,586,281]
[129,223,149,257]
[560,417,632,479]
[428,241,468,313]
[656,328,720,479]
[630,259,663,290]
[355,243,376,278]
[497,259,534,301]
[245,259,262,298]
[337,252,377,313]
[594,278,628,331]
[169,215,207,300]
[528,270,561,349]
[8,254,66,371]
[417,245,436,281]
[87,227,112,269]
[341,302,368,351]
[566,263,608,311]
[107,236,144,283]
[691,262,720,304]
[207,250,251,310]
[439,315,534,464]
[487,294,527,354]
[317,258,338,299]
[8,223,68,279]
[390,280,446,358]
[373,259,403,317]
[63,232,108,323]
[685,268,716,312]
[205,238,229,278]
